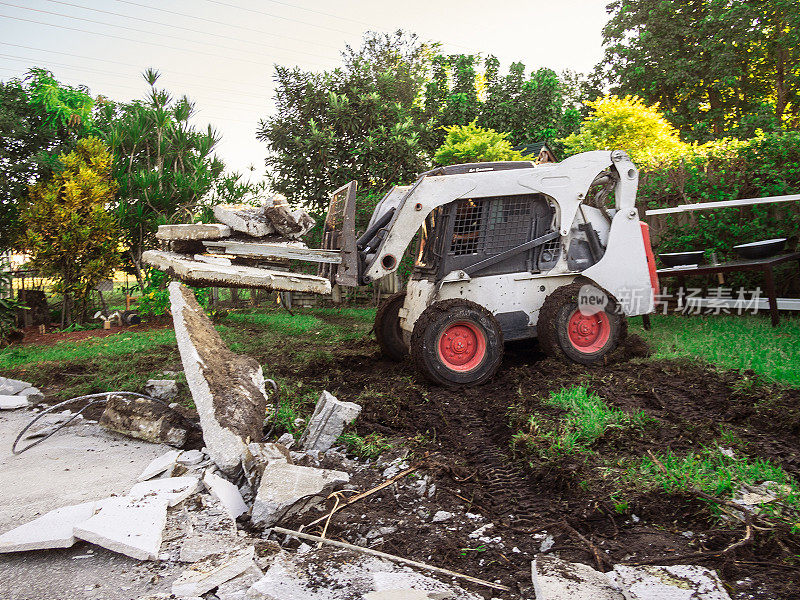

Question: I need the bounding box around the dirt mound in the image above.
[280,336,800,599]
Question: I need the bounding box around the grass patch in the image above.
[339,431,394,459]
[512,386,650,458]
[631,314,800,386]
[0,328,176,369]
[627,446,799,501]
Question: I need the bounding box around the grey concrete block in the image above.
[156,223,231,241]
[299,391,362,453]
[251,462,350,527]
[533,557,624,600]
[610,564,732,600]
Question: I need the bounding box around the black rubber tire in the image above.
[410,299,504,387]
[374,292,409,361]
[538,282,627,366]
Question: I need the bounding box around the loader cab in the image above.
[413,193,559,282]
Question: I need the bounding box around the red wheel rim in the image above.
[567,309,611,353]
[437,321,486,372]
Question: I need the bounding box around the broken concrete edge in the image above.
[251,461,350,528]
[299,390,362,453]
[144,250,332,294]
[172,545,256,597]
[531,557,732,600]
[169,281,268,475]
[156,223,232,241]
[73,495,170,561]
[203,469,249,520]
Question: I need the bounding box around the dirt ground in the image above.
[265,325,800,600]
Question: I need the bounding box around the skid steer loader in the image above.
[317,149,658,385]
[151,150,659,386]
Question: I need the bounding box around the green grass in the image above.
[627,446,799,501]
[512,386,650,458]
[0,327,177,369]
[631,314,800,386]
[338,431,395,459]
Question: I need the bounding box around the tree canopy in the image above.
[434,121,530,165]
[599,0,800,140]
[21,137,121,326]
[562,95,688,166]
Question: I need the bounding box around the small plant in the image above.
[512,386,651,459]
[339,431,394,460]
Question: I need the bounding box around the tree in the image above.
[257,31,434,215]
[0,69,95,250]
[561,95,688,166]
[599,0,800,140]
[98,69,227,287]
[479,62,580,147]
[434,121,530,165]
[21,137,120,326]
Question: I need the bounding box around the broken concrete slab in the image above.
[0,394,30,410]
[299,391,362,453]
[203,470,249,520]
[178,449,205,465]
[74,495,169,561]
[138,450,181,481]
[371,571,472,598]
[0,377,32,395]
[17,386,44,402]
[145,250,332,294]
[144,379,178,401]
[251,462,350,527]
[179,531,244,563]
[156,223,232,241]
[171,545,255,597]
[247,550,482,600]
[213,204,275,237]
[610,564,731,600]
[0,500,100,553]
[242,442,291,488]
[215,562,264,600]
[100,394,188,447]
[263,204,315,239]
[532,557,624,600]
[170,282,269,475]
[129,476,200,507]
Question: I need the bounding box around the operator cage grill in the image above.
[436,193,555,277]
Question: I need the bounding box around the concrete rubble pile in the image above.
[0,376,44,410]
[141,193,330,294]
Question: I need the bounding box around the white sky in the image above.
[0,0,610,182]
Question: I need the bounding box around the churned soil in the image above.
[271,323,800,600]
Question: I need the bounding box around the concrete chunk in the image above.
[144,379,178,401]
[156,223,231,241]
[129,476,200,507]
[251,462,350,527]
[179,531,244,563]
[242,442,291,489]
[203,470,249,520]
[213,204,275,237]
[172,545,255,597]
[178,449,206,465]
[533,557,624,600]
[263,205,315,239]
[73,495,169,560]
[137,450,181,481]
[0,394,29,410]
[17,386,44,402]
[169,282,270,474]
[0,500,99,552]
[100,394,188,447]
[0,377,32,395]
[145,251,331,294]
[610,564,731,600]
[299,391,362,453]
